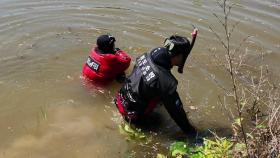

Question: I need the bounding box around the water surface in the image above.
[0,0,279,157]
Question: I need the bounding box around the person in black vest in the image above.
[115,29,198,135]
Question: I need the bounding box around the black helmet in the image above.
[96,33,116,53]
[164,35,190,57]
[164,35,193,73]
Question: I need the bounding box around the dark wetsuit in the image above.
[115,47,196,135]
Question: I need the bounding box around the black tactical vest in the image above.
[119,48,178,116]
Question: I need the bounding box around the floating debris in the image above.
[67,75,74,80]
[189,106,198,110]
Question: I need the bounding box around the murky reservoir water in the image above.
[0,0,279,157]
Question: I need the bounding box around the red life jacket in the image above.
[82,47,131,84]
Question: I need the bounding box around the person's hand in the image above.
[192,28,198,38]
[116,72,126,83]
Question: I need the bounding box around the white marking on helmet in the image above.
[164,39,174,51]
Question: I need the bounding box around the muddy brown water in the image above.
[0,0,279,157]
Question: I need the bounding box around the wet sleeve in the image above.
[115,49,131,64]
[113,49,131,74]
[162,91,196,135]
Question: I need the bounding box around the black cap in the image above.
[96,34,116,53]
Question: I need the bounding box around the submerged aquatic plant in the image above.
[40,106,48,121]
[118,122,151,142]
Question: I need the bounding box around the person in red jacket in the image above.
[82,34,131,85]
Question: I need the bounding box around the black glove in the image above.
[116,72,126,83]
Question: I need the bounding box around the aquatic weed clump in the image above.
[157,136,233,158]
[118,122,151,142]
